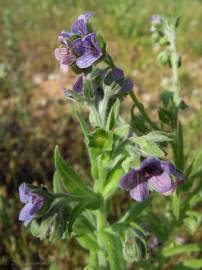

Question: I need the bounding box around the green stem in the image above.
[96,205,107,268]
[129,91,159,130]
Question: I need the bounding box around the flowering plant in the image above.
[18,13,202,269]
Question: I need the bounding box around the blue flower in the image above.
[120,157,185,202]
[19,183,44,226]
[73,33,102,68]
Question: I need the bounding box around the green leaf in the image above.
[132,136,165,158]
[100,230,126,270]
[114,123,130,138]
[97,32,107,53]
[103,167,124,197]
[53,170,64,193]
[88,128,114,151]
[77,234,99,251]
[106,99,120,131]
[143,131,173,142]
[54,146,92,195]
[183,259,202,269]
[162,244,202,257]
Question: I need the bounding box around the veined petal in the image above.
[162,182,176,196]
[76,50,102,68]
[148,171,174,194]
[54,48,68,62]
[71,17,88,35]
[19,183,32,203]
[129,179,149,202]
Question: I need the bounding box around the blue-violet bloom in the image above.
[120,157,185,202]
[19,183,44,226]
[73,33,102,68]
[111,68,134,92]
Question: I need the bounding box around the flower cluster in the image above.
[55,12,102,72]
[120,157,185,202]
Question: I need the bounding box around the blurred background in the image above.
[0,0,202,269]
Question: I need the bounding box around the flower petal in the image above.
[60,63,69,73]
[73,38,86,55]
[19,183,32,203]
[71,17,88,35]
[120,170,136,190]
[162,182,176,196]
[30,197,44,216]
[76,51,101,68]
[148,171,174,194]
[73,76,83,94]
[141,157,163,176]
[54,48,68,62]
[19,202,34,224]
[160,161,176,174]
[129,180,149,202]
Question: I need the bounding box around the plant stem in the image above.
[96,205,107,268]
[129,91,159,130]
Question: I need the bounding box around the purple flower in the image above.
[54,48,76,73]
[120,157,185,202]
[63,76,84,97]
[111,68,134,92]
[73,33,102,68]
[19,183,44,226]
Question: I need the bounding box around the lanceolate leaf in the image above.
[162,243,202,257]
[54,146,92,196]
